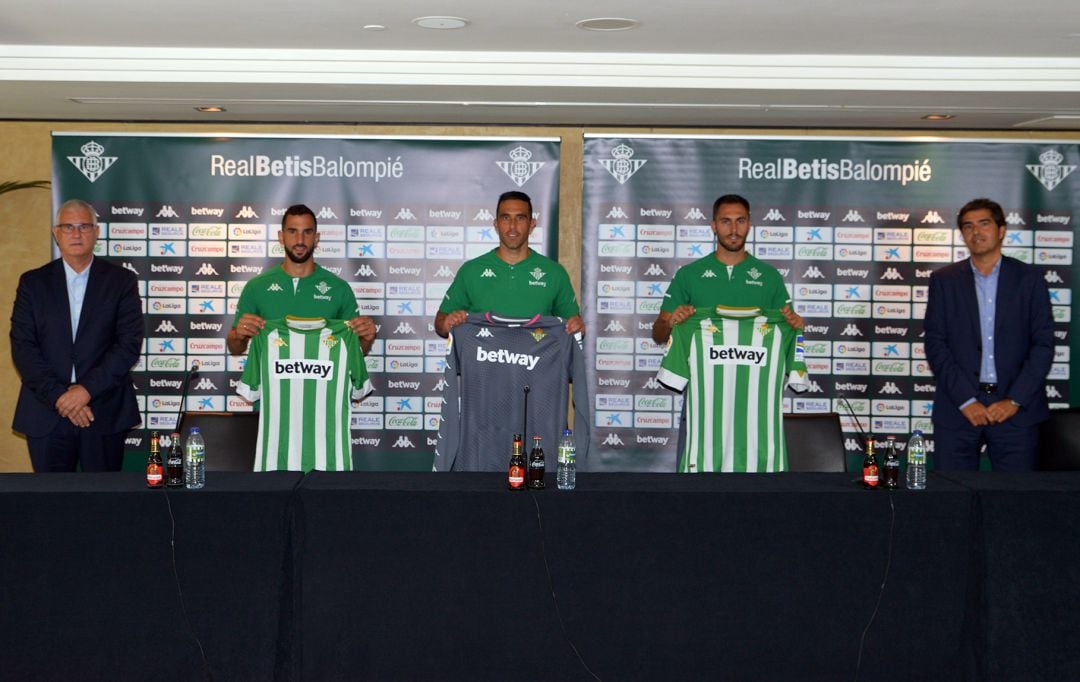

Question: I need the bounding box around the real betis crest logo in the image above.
[529,328,547,342]
[1026,148,1076,191]
[747,267,762,280]
[757,322,772,337]
[599,143,647,185]
[530,267,545,281]
[323,335,340,348]
[315,281,331,295]
[496,146,544,187]
[68,140,117,183]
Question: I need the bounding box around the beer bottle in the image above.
[146,431,164,488]
[508,434,526,491]
[883,436,900,489]
[862,437,880,490]
[166,431,184,488]
[527,435,545,490]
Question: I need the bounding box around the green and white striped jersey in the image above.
[657,306,808,473]
[237,317,373,472]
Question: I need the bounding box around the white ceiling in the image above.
[2,0,1079,129]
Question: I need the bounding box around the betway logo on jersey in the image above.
[707,345,766,366]
[476,347,540,370]
[273,359,333,380]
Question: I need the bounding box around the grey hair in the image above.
[55,199,99,226]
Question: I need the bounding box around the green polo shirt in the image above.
[439,249,580,318]
[661,253,790,313]
[233,264,358,326]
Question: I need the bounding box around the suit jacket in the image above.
[924,256,1053,429]
[11,258,144,437]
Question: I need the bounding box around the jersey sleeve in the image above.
[784,324,809,393]
[337,283,360,320]
[433,328,463,471]
[343,327,373,402]
[660,266,690,313]
[766,268,792,308]
[550,264,581,318]
[656,320,694,392]
[237,328,265,402]
[439,264,472,314]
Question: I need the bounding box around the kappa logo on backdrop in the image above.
[195,262,219,276]
[684,207,708,221]
[393,436,415,449]
[473,208,494,221]
[394,322,416,335]
[606,206,629,219]
[434,266,454,278]
[602,433,625,447]
[842,210,866,222]
[1044,270,1064,284]
[604,320,626,333]
[235,205,259,219]
[155,320,178,333]
[599,144,647,184]
[122,262,140,275]
[316,207,338,220]
[156,205,180,218]
[643,264,667,277]
[1047,385,1063,398]
[802,266,825,279]
[68,140,118,183]
[762,208,786,222]
[920,210,945,224]
[394,208,417,221]
[880,268,904,281]
[354,265,377,277]
[1027,148,1077,191]
[193,378,218,391]
[1006,212,1026,225]
[841,324,863,337]
[496,146,544,187]
[879,382,902,395]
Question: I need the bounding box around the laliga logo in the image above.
[599,144,647,185]
[68,140,118,183]
[496,146,544,187]
[1027,148,1076,191]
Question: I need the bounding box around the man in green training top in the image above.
[652,194,803,344]
[434,190,584,337]
[228,203,376,356]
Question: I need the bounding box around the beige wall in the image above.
[1,121,1075,471]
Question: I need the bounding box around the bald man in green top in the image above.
[434,191,584,338]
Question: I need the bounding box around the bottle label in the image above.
[863,466,879,486]
[508,465,525,488]
[146,465,163,485]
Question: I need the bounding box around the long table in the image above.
[1,471,1077,681]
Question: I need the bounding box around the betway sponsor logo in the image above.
[798,210,831,220]
[386,380,421,390]
[875,325,908,336]
[191,206,225,217]
[1036,214,1071,225]
[190,321,223,332]
[803,324,829,335]
[876,211,911,222]
[429,209,461,220]
[597,377,631,388]
[913,383,936,393]
[738,158,932,186]
[835,268,869,278]
[636,435,669,446]
[151,264,183,274]
[273,359,333,380]
[388,266,422,277]
[640,208,672,218]
[476,347,539,370]
[350,208,383,218]
[600,264,633,274]
[112,206,144,217]
[707,345,766,366]
[149,378,183,389]
[230,264,263,274]
[835,382,868,392]
[353,437,381,447]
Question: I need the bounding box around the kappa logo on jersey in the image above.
[122,262,140,276]
[273,359,333,380]
[195,262,219,276]
[879,382,902,395]
[684,207,708,220]
[1006,212,1026,225]
[1027,148,1077,191]
[762,208,786,222]
[393,435,415,449]
[481,268,496,278]
[235,205,259,219]
[354,265,377,277]
[155,320,179,333]
[599,144,647,185]
[193,378,218,391]
[394,322,416,335]
[602,433,625,447]
[643,264,667,277]
[880,268,904,281]
[496,146,544,187]
[473,208,494,221]
[475,347,540,370]
[395,208,417,221]
[434,266,455,278]
[1047,385,1063,398]
[67,140,117,183]
[606,206,629,219]
[267,283,284,292]
[316,207,338,220]
[476,328,494,338]
[701,269,718,278]
[841,324,863,337]
[156,205,180,218]
[921,210,945,224]
[1045,270,1064,284]
[802,266,825,279]
[604,320,627,333]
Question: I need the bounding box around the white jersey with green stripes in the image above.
[237,317,373,472]
[657,306,808,473]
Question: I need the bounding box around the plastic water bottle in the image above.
[185,426,206,489]
[906,429,926,490]
[556,429,576,491]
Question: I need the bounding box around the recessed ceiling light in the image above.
[922,113,955,121]
[576,17,639,32]
[413,16,469,30]
[363,24,386,31]
[195,106,226,113]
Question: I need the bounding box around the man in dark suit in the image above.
[924,198,1054,471]
[10,199,144,471]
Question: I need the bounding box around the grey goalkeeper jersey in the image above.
[434,313,591,472]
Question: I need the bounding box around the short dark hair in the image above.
[957,198,1005,229]
[282,203,317,230]
[712,194,751,219]
[497,191,533,218]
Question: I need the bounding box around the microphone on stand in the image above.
[522,385,530,443]
[173,360,201,436]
